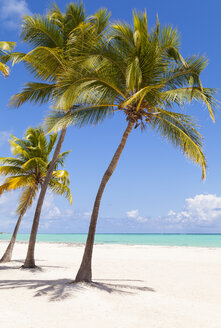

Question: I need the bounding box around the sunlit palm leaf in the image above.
[10,82,55,108]
[0,127,72,213]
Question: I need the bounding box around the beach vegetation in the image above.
[0,127,72,263]
[8,2,110,268]
[44,11,217,282]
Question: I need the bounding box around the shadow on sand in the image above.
[0,260,65,271]
[0,278,155,301]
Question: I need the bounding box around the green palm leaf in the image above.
[0,41,16,77]
[17,186,38,215]
[10,82,55,108]
[21,15,64,48]
[0,127,72,211]
[151,109,206,178]
[45,11,217,180]
[49,178,72,204]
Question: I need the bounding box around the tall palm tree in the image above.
[0,41,16,77]
[45,12,217,282]
[9,2,110,268]
[0,127,72,263]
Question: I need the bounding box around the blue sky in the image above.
[0,0,221,233]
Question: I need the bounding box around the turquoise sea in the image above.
[0,233,221,247]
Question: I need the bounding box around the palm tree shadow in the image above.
[0,278,155,301]
[0,279,79,301]
[0,265,20,271]
[88,281,155,294]
[0,264,44,272]
[0,261,65,272]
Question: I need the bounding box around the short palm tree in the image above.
[0,41,16,77]
[0,127,72,263]
[45,12,217,282]
[9,3,110,268]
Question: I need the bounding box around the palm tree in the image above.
[0,127,72,263]
[9,2,110,268]
[45,12,217,282]
[0,41,16,77]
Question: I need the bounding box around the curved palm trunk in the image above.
[75,120,134,282]
[0,214,24,263]
[22,128,67,268]
[0,188,34,263]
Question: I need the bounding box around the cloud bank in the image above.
[166,194,221,229]
[1,193,221,233]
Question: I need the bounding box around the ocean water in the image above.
[0,233,221,247]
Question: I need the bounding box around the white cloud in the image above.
[167,194,221,226]
[47,206,61,218]
[126,209,148,223]
[64,209,74,217]
[136,216,148,223]
[1,193,221,233]
[33,193,62,220]
[0,0,31,29]
[123,194,221,231]
[126,209,139,218]
[0,131,10,148]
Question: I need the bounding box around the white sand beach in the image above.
[0,242,221,328]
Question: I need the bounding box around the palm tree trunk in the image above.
[0,214,24,263]
[75,120,134,282]
[22,128,67,268]
[0,188,34,263]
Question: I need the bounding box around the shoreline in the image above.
[1,239,221,249]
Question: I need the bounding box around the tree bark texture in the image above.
[22,128,67,268]
[75,120,134,282]
[0,188,35,263]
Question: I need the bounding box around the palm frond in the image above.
[49,178,72,204]
[55,73,126,110]
[0,175,36,192]
[2,52,27,66]
[10,82,55,108]
[88,8,110,35]
[110,21,134,48]
[45,104,116,132]
[48,3,64,30]
[22,46,65,81]
[0,42,16,77]
[0,41,16,52]
[52,169,70,184]
[54,151,71,168]
[47,133,58,154]
[0,166,23,176]
[9,138,31,158]
[0,157,25,166]
[17,186,38,215]
[0,62,9,77]
[64,2,86,35]
[161,87,217,121]
[22,157,47,171]
[21,15,64,48]
[0,126,71,213]
[152,110,206,179]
